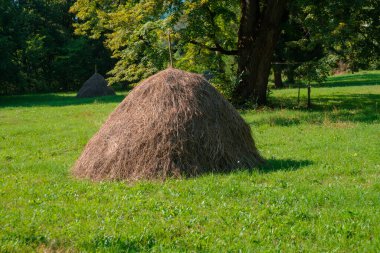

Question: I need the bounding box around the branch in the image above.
[189,40,238,55]
[201,5,238,56]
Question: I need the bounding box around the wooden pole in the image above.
[168,31,173,68]
[297,82,301,105]
[307,84,311,109]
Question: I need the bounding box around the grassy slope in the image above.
[0,71,379,252]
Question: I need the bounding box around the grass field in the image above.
[0,71,379,252]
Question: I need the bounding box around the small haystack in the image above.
[77,73,115,98]
[73,68,263,181]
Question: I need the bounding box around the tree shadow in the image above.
[0,93,126,108]
[275,72,380,89]
[257,158,313,173]
[316,72,380,88]
[260,93,379,126]
[312,94,379,121]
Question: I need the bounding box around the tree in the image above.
[0,0,23,94]
[273,10,326,88]
[233,0,288,105]
[72,0,377,106]
[270,0,379,93]
[70,0,288,105]
[0,0,113,95]
[286,0,379,74]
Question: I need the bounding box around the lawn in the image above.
[0,71,379,252]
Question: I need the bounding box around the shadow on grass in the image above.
[258,158,313,173]
[276,72,380,89]
[262,93,379,126]
[313,94,379,122]
[317,72,380,88]
[0,93,126,108]
[205,158,312,176]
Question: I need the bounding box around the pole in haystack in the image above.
[167,30,173,68]
[95,64,98,74]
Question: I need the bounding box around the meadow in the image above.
[0,71,379,252]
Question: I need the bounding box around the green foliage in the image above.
[70,0,379,96]
[288,0,379,72]
[295,58,332,85]
[0,0,20,91]
[71,0,172,84]
[0,72,379,251]
[0,0,113,95]
[70,0,240,88]
[0,0,378,96]
[273,0,379,86]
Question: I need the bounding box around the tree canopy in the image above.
[0,0,378,103]
[70,0,379,104]
[0,0,113,95]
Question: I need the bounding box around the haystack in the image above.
[73,68,263,181]
[77,73,115,98]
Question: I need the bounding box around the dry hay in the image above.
[77,73,115,98]
[72,68,263,181]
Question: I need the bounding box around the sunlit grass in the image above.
[0,72,379,252]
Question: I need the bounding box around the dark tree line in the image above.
[0,0,113,95]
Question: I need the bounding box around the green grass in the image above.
[0,71,379,252]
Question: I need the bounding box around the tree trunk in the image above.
[286,66,296,86]
[273,65,284,88]
[233,0,288,106]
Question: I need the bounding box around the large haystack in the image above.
[77,73,115,98]
[73,68,263,181]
